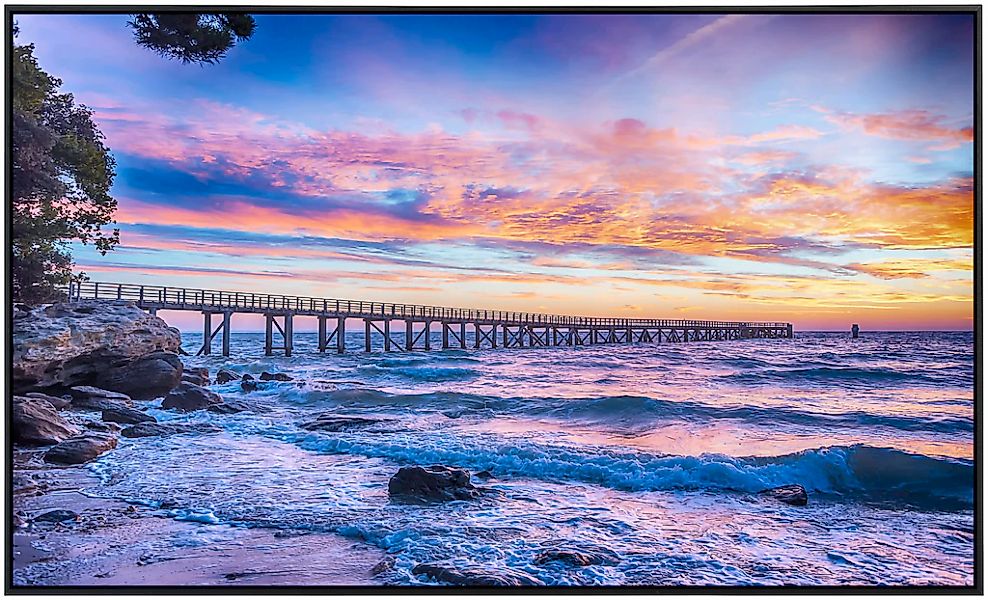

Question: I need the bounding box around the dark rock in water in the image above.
[241,379,259,393]
[474,470,495,480]
[242,373,255,381]
[69,386,133,410]
[102,406,156,425]
[12,300,181,393]
[161,382,224,412]
[24,392,72,410]
[121,422,221,438]
[411,564,542,586]
[44,433,117,464]
[95,351,184,400]
[12,396,78,445]
[181,367,210,386]
[533,546,620,567]
[371,556,396,576]
[300,414,385,432]
[33,509,80,523]
[215,369,240,384]
[388,465,484,503]
[85,420,122,433]
[259,371,293,382]
[207,399,248,414]
[759,484,808,506]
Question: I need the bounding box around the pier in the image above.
[67,281,794,356]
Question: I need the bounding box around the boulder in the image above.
[207,399,248,414]
[33,509,80,524]
[161,383,224,412]
[259,371,292,382]
[759,484,808,506]
[44,433,117,464]
[13,300,181,393]
[182,367,209,385]
[24,392,72,410]
[102,406,156,425]
[411,564,542,586]
[12,396,78,445]
[215,369,240,384]
[533,546,620,567]
[241,379,259,393]
[94,351,184,400]
[69,386,133,410]
[388,465,483,503]
[300,414,385,432]
[121,422,222,438]
[85,421,122,433]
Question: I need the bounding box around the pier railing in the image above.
[67,280,788,329]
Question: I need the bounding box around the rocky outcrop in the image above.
[102,406,156,425]
[23,392,71,410]
[388,465,484,503]
[300,414,386,432]
[759,484,808,506]
[181,367,210,386]
[12,396,78,445]
[120,422,222,438]
[161,383,224,412]
[215,369,240,384]
[13,300,181,393]
[32,509,80,524]
[411,564,542,586]
[241,376,258,392]
[259,371,292,382]
[44,433,117,464]
[69,386,132,410]
[94,351,183,400]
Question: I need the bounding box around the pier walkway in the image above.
[67,281,794,356]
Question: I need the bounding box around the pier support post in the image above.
[202,312,212,355]
[284,314,293,357]
[406,320,414,351]
[148,308,157,316]
[221,311,232,356]
[460,322,466,349]
[318,316,327,352]
[442,323,449,349]
[364,320,371,352]
[788,324,794,339]
[384,320,391,352]
[337,317,346,354]
[265,315,273,355]
[424,321,431,350]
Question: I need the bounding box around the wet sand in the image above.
[12,459,387,587]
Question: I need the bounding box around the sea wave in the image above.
[293,429,973,510]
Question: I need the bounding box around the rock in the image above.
[102,406,156,425]
[181,367,210,386]
[94,351,184,400]
[12,473,37,495]
[215,369,240,384]
[69,386,133,410]
[12,396,78,445]
[241,379,259,393]
[85,421,121,433]
[44,433,117,464]
[259,371,292,382]
[388,465,483,503]
[533,546,620,567]
[411,564,542,586]
[24,392,72,410]
[120,422,221,438]
[207,399,247,414]
[759,484,808,506]
[242,373,255,381]
[474,470,494,480]
[13,300,181,393]
[33,509,80,523]
[161,383,224,412]
[300,414,385,432]
[371,556,396,576]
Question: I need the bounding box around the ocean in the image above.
[85,330,975,586]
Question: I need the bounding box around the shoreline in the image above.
[12,456,387,587]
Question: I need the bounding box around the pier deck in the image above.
[67,281,794,356]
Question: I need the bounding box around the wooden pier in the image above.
[67,281,794,357]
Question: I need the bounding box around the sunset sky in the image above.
[16,12,975,330]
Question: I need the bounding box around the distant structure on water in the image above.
[852,324,860,339]
[67,280,795,356]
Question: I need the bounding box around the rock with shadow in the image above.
[44,433,117,465]
[388,465,500,504]
[758,484,808,506]
[12,396,78,446]
[411,564,542,586]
